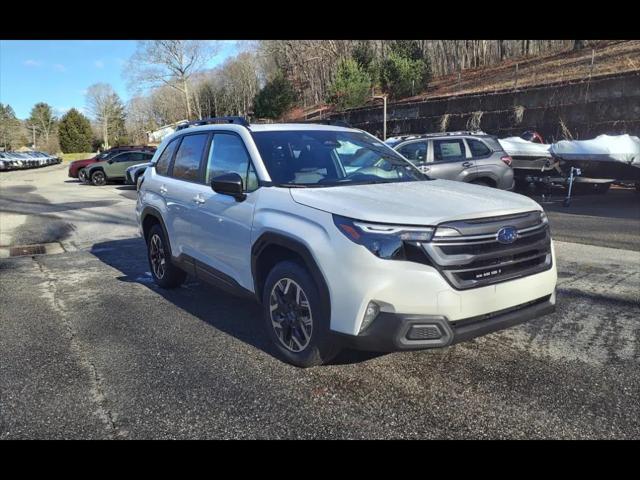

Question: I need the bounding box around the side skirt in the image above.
[175,253,257,301]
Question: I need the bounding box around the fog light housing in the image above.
[359,301,380,334]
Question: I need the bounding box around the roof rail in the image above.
[296,119,352,128]
[422,130,487,137]
[175,116,250,131]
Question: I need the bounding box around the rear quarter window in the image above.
[155,138,180,176]
[467,139,492,157]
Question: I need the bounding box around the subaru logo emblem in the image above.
[497,226,518,244]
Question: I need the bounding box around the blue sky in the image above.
[0,40,243,119]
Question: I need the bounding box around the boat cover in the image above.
[498,137,553,158]
[550,134,640,167]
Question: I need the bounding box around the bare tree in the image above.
[126,41,220,120]
[27,102,57,147]
[85,83,126,149]
[126,96,157,145]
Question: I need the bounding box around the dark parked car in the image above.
[125,161,152,186]
[68,145,156,178]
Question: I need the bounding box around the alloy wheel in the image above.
[149,233,166,279]
[92,171,106,186]
[269,278,313,352]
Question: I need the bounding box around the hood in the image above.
[289,180,541,225]
[71,157,98,167]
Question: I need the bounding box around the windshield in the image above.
[251,130,427,187]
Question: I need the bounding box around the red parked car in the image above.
[68,145,156,178]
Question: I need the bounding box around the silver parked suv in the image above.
[136,117,556,367]
[385,131,514,190]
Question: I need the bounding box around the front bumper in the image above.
[334,292,555,352]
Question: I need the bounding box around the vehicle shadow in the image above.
[516,185,640,221]
[90,237,382,366]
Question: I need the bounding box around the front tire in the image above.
[91,170,107,186]
[262,261,340,367]
[470,179,492,188]
[146,224,186,289]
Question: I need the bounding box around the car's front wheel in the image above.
[262,261,340,367]
[91,170,107,186]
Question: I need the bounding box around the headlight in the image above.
[539,210,548,225]
[333,215,434,259]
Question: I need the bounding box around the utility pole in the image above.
[372,93,388,140]
[32,125,36,149]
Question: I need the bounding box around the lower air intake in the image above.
[406,324,443,341]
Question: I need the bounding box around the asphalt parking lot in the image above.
[1,163,639,439]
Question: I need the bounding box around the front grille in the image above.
[422,211,552,290]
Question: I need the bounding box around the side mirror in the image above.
[107,159,114,164]
[211,172,246,201]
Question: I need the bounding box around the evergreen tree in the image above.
[380,41,432,99]
[0,103,23,150]
[253,74,297,119]
[58,108,94,153]
[327,58,372,110]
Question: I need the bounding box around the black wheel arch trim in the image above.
[140,206,173,257]
[251,232,331,314]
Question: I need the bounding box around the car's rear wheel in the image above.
[78,169,87,182]
[91,170,107,186]
[262,260,340,367]
[146,224,186,289]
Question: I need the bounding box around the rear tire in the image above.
[592,183,611,194]
[146,224,186,289]
[262,260,340,367]
[91,170,107,186]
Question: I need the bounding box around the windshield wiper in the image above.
[275,183,328,188]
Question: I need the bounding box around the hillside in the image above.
[289,40,640,120]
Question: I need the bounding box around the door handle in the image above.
[462,161,473,168]
[192,195,205,205]
[159,185,167,194]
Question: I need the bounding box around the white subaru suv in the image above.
[136,117,557,367]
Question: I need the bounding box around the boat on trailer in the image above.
[550,134,640,182]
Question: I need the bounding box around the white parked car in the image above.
[136,117,557,367]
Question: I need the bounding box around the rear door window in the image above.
[171,134,209,182]
[433,139,466,162]
[126,152,146,163]
[112,153,130,163]
[397,142,428,165]
[466,138,491,158]
[155,138,180,176]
